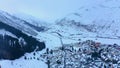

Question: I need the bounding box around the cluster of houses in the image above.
[41,40,120,68]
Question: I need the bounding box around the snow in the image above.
[81,37,120,45]
[65,0,120,25]
[0,50,47,68]
[0,0,120,68]
[0,10,38,36]
[58,0,120,38]
[37,32,62,49]
[0,59,47,68]
[0,29,17,38]
[14,13,51,28]
[41,40,120,68]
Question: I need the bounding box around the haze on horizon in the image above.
[0,0,86,23]
[0,0,117,23]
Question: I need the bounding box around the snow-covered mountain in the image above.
[56,0,120,39]
[0,10,50,36]
[0,10,46,60]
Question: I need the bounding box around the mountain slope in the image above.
[56,0,120,38]
[0,11,46,60]
[0,10,50,36]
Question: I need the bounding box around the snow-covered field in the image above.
[0,49,47,68]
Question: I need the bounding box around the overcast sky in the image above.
[0,0,88,23]
[0,0,116,23]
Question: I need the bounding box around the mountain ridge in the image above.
[0,11,46,60]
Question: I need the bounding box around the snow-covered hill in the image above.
[0,10,50,37]
[56,0,120,39]
[0,10,46,60]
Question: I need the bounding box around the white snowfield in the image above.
[0,59,47,68]
[0,50,47,68]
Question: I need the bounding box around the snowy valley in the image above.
[0,0,120,68]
